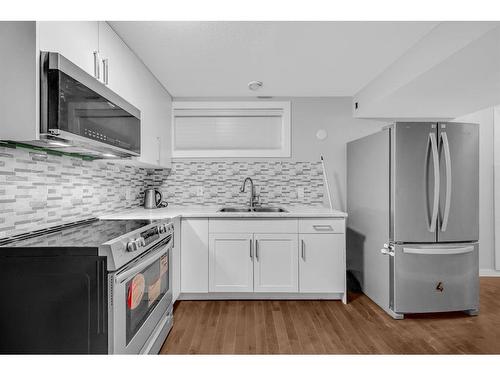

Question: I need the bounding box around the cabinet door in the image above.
[209,233,254,292]
[97,22,171,168]
[39,21,98,78]
[172,217,181,302]
[254,233,298,292]
[299,234,345,293]
[180,219,209,293]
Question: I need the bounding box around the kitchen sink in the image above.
[218,206,288,213]
[252,207,287,212]
[218,207,252,212]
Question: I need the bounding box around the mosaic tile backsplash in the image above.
[148,160,324,207]
[0,145,324,238]
[0,145,168,238]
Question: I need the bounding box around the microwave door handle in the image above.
[440,131,452,232]
[427,132,440,232]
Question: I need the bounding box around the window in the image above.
[171,101,291,157]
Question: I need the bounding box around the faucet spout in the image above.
[240,177,255,208]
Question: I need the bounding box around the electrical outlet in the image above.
[297,187,305,199]
[196,186,204,197]
[125,189,132,201]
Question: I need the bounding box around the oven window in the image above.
[125,251,169,344]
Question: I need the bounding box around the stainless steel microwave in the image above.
[39,51,141,158]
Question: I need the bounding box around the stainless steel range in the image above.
[0,218,174,354]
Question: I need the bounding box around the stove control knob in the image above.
[158,225,165,234]
[138,237,146,247]
[127,240,139,252]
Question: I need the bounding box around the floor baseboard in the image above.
[480,269,500,277]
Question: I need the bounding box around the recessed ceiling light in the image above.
[248,81,263,91]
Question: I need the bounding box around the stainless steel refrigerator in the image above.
[347,122,479,319]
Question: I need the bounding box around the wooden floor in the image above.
[160,278,500,354]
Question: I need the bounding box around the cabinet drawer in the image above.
[209,219,298,233]
[298,219,345,234]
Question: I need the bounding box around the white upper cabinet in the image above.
[39,21,99,79]
[97,22,136,103]
[253,233,298,293]
[98,22,172,168]
[38,21,172,168]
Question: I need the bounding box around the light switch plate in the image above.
[196,186,204,197]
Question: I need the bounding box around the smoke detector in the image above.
[248,80,263,91]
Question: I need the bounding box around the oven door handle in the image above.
[115,241,171,284]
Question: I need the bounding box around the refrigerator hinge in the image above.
[380,243,395,256]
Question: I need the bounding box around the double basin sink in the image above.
[218,206,288,213]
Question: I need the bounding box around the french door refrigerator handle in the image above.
[440,131,452,232]
[403,246,473,255]
[427,132,440,232]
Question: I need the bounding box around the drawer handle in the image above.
[301,239,305,260]
[312,225,333,231]
[403,246,474,255]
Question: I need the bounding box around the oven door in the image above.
[109,236,173,354]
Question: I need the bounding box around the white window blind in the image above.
[172,102,291,158]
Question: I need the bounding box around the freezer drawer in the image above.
[391,243,479,314]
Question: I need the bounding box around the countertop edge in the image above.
[99,207,348,221]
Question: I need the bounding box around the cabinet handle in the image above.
[301,239,305,260]
[157,137,161,164]
[102,58,109,85]
[93,51,101,80]
[249,239,253,259]
[255,239,259,261]
[312,225,333,231]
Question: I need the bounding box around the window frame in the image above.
[171,101,291,158]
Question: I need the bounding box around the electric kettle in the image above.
[143,188,168,209]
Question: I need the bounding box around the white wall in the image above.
[288,98,384,210]
[173,97,384,211]
[495,106,500,271]
[455,107,496,272]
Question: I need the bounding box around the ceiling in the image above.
[110,21,438,98]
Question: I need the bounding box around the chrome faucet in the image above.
[240,177,257,208]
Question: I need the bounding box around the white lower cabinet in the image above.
[254,234,298,292]
[299,234,345,293]
[180,219,209,293]
[209,233,254,292]
[180,218,346,300]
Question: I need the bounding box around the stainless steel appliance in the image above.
[31,51,141,159]
[144,188,168,209]
[347,122,479,319]
[0,218,174,354]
